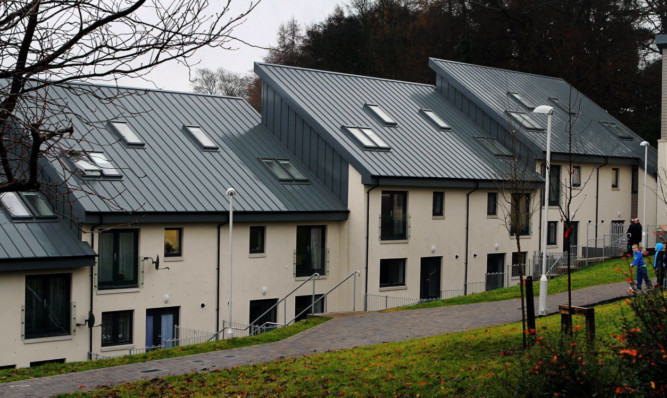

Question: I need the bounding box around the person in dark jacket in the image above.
[626,218,643,252]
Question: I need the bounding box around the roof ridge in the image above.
[256,62,435,88]
[429,58,565,82]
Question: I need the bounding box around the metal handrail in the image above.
[545,252,564,275]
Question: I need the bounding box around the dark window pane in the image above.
[547,221,558,245]
[102,311,133,346]
[295,226,326,277]
[572,166,581,187]
[510,194,530,236]
[99,230,138,289]
[549,165,560,206]
[381,191,407,240]
[25,274,71,339]
[380,258,406,287]
[432,192,444,216]
[249,226,265,254]
[487,192,497,215]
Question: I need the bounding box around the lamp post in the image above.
[534,105,554,316]
[226,187,237,338]
[640,141,649,249]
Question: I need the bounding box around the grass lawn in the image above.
[63,299,631,397]
[396,256,655,310]
[0,318,329,384]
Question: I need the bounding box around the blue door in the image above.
[146,307,179,349]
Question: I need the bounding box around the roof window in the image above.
[72,152,121,178]
[476,137,513,158]
[184,125,218,150]
[109,121,144,147]
[600,121,633,141]
[507,111,543,130]
[261,159,308,182]
[420,109,451,130]
[365,104,396,126]
[344,126,391,150]
[508,92,535,110]
[0,192,54,219]
[549,97,577,115]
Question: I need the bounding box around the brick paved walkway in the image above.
[0,281,632,397]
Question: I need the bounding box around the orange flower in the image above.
[619,349,638,357]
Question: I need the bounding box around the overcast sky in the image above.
[122,0,348,92]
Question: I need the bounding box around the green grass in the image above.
[396,256,654,310]
[65,300,631,397]
[0,318,329,384]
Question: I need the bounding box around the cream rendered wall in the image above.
[0,267,90,368]
[659,140,667,227]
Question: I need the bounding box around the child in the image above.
[632,244,652,290]
[654,242,665,290]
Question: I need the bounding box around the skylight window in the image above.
[508,92,535,110]
[365,104,397,126]
[184,125,218,150]
[88,152,122,177]
[261,159,308,182]
[0,192,54,219]
[476,137,513,158]
[344,127,391,150]
[507,111,544,130]
[21,192,54,217]
[549,97,577,115]
[109,121,144,147]
[0,192,31,218]
[420,109,451,130]
[71,152,121,178]
[600,121,633,141]
[72,155,102,177]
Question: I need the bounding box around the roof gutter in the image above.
[464,183,479,295]
[595,158,609,241]
[88,217,103,360]
[364,184,379,311]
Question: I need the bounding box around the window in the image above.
[98,230,139,290]
[549,165,561,206]
[109,121,144,147]
[249,299,278,331]
[380,258,406,287]
[294,294,325,322]
[25,274,71,339]
[1,192,31,218]
[365,104,397,126]
[21,192,55,217]
[164,228,182,257]
[547,221,558,245]
[295,226,326,277]
[549,97,577,115]
[249,226,265,254]
[432,192,444,217]
[102,311,133,347]
[487,192,497,216]
[600,121,633,140]
[612,168,619,189]
[631,167,638,193]
[381,191,408,240]
[510,193,531,236]
[184,126,218,150]
[261,159,308,182]
[511,252,527,277]
[476,137,512,158]
[344,126,391,150]
[572,166,581,187]
[72,152,121,178]
[508,92,535,110]
[507,111,543,130]
[1,191,55,219]
[420,109,451,130]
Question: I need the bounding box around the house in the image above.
[655,34,667,227]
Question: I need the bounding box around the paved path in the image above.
[0,282,632,397]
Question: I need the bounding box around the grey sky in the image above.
[121,0,347,92]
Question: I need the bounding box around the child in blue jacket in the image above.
[655,242,665,290]
[632,244,651,290]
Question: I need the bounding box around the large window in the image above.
[487,192,497,216]
[380,258,406,287]
[432,192,444,217]
[102,311,133,347]
[98,230,139,290]
[295,226,326,277]
[249,226,265,254]
[510,193,531,236]
[612,168,619,189]
[381,191,407,240]
[25,274,71,339]
[547,221,558,245]
[548,165,561,206]
[164,228,182,257]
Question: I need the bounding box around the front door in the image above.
[420,257,441,300]
[486,254,505,291]
[146,307,179,349]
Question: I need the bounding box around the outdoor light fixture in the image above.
[226,187,237,338]
[533,105,554,316]
[640,141,649,249]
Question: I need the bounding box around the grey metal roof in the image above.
[255,63,542,184]
[656,34,667,50]
[429,58,657,173]
[0,209,96,271]
[40,83,347,222]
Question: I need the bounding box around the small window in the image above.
[476,137,512,158]
[261,159,308,182]
[164,228,182,257]
[88,152,122,177]
[295,226,326,277]
[380,258,406,287]
[511,252,527,277]
[365,104,397,126]
[547,221,558,245]
[249,226,265,254]
[109,121,144,147]
[507,111,543,130]
[72,154,102,177]
[344,126,391,150]
[631,167,638,193]
[612,168,619,189]
[0,192,31,218]
[487,192,497,216]
[184,126,218,150]
[572,166,581,187]
[21,192,54,218]
[420,109,451,130]
[102,310,133,347]
[71,152,121,178]
[508,92,535,110]
[549,97,577,115]
[600,121,632,140]
[432,192,444,217]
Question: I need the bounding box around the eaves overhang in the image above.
[83,210,349,225]
[0,255,96,272]
[656,34,667,50]
[364,176,543,190]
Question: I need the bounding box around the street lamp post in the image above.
[226,187,237,338]
[534,105,554,316]
[640,141,649,249]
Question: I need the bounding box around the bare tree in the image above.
[191,67,253,99]
[0,0,261,194]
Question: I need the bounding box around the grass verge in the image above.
[0,317,329,384]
